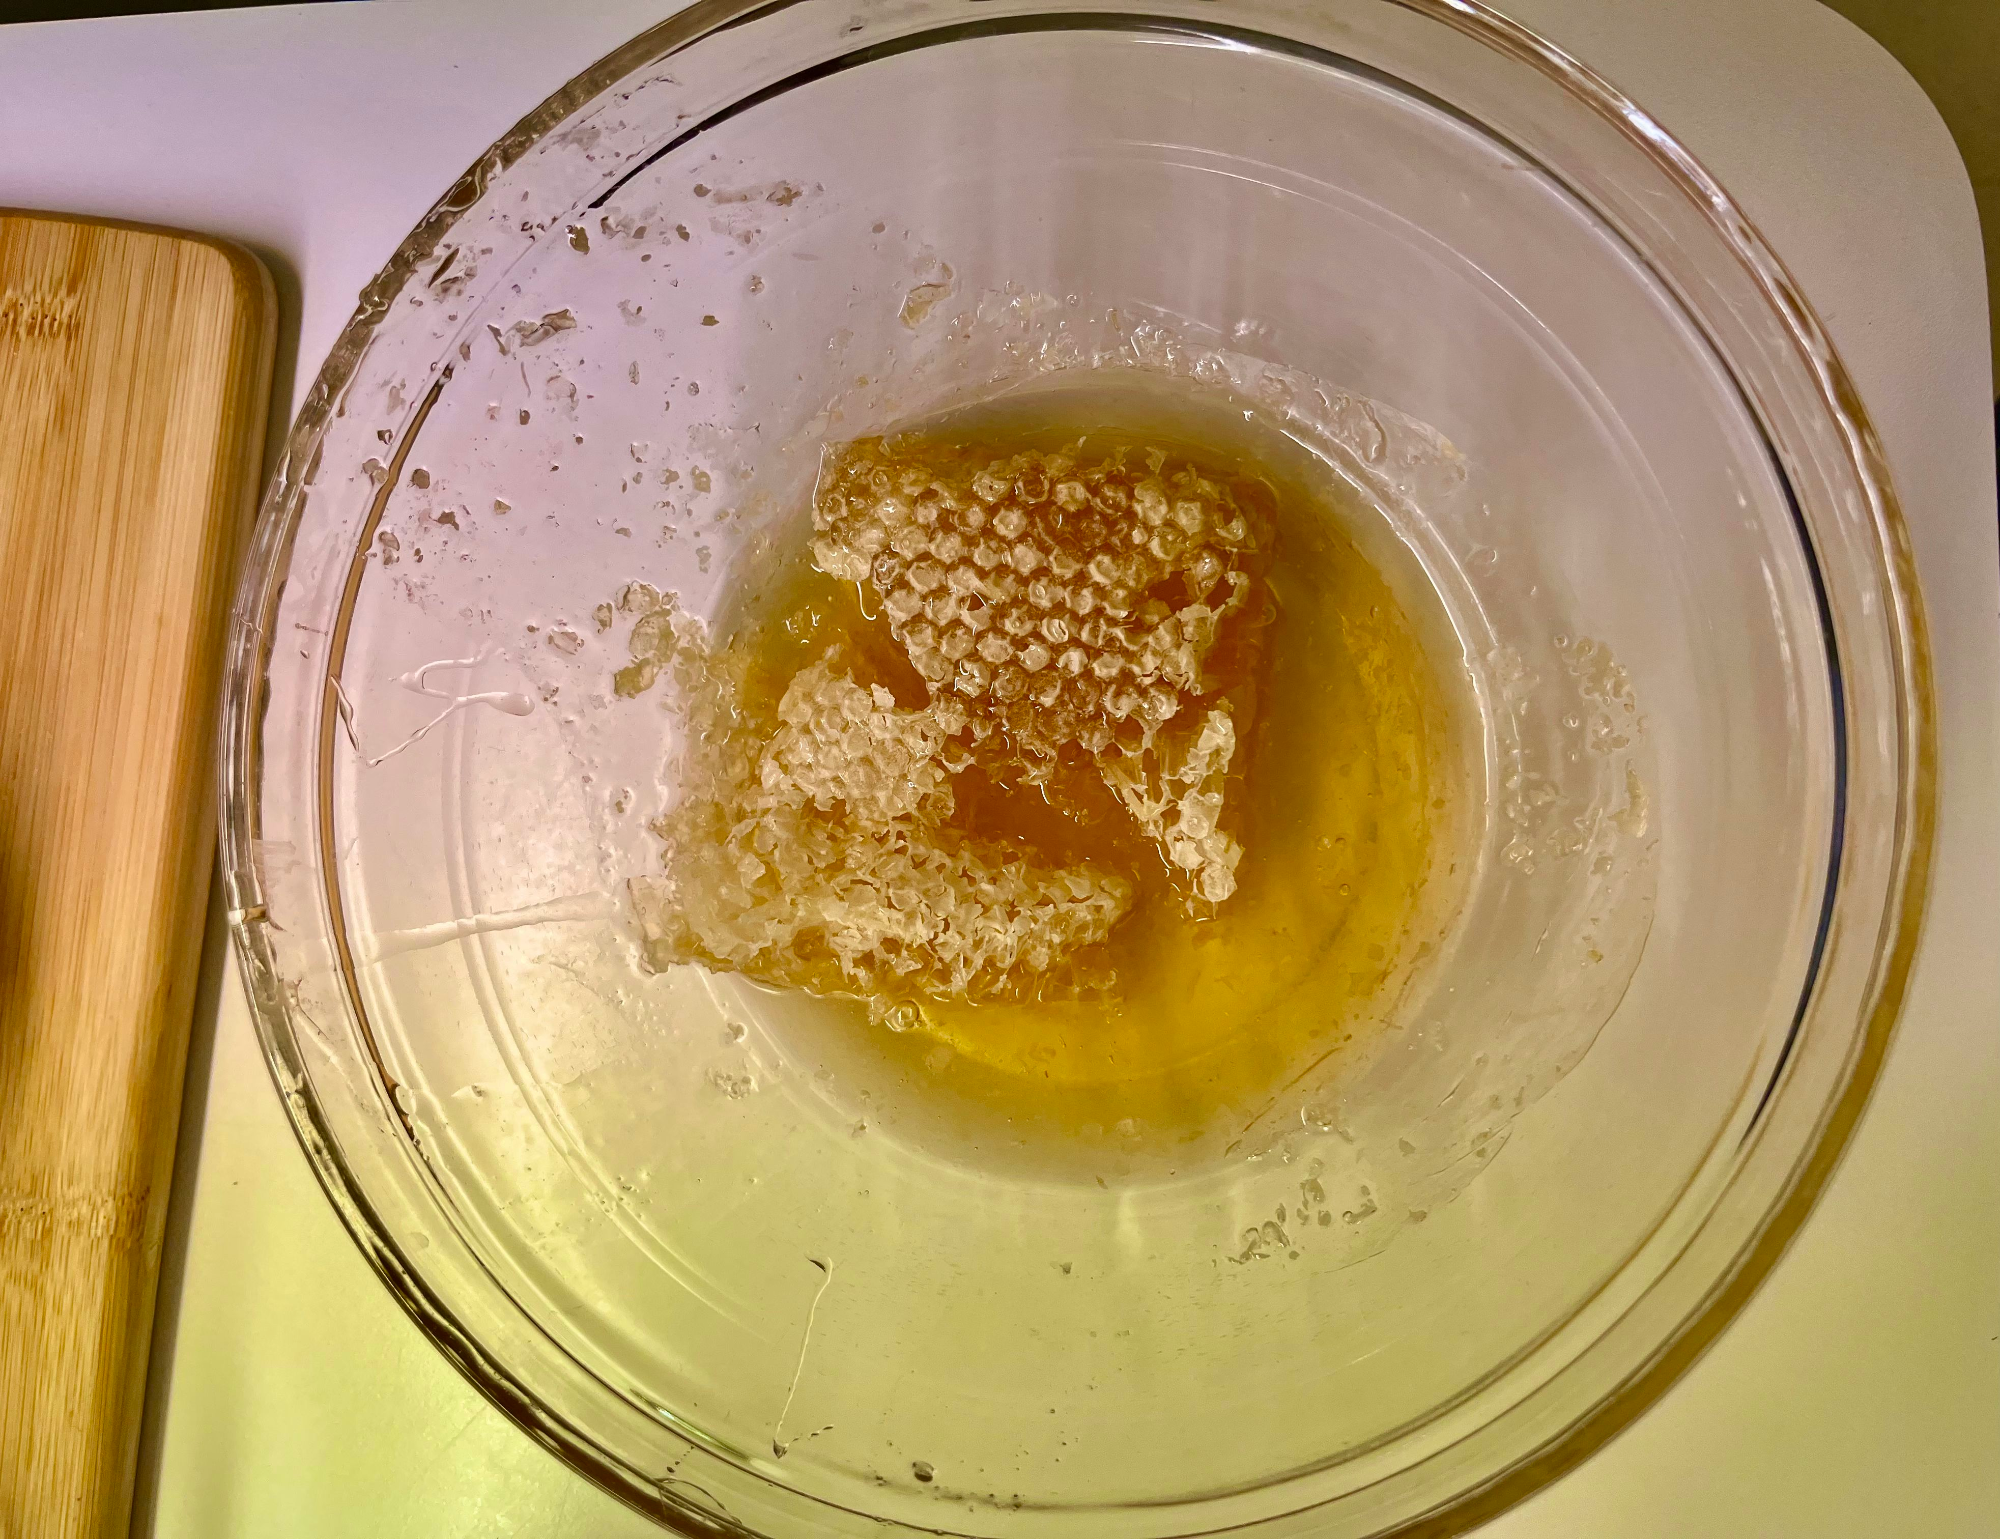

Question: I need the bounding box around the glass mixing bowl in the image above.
[219,1,1933,1534]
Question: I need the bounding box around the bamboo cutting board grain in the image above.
[0,212,274,1539]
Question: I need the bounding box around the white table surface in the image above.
[5,1,1995,1534]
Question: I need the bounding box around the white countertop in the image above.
[5,1,1995,1533]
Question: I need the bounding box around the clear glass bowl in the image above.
[219,2,1933,1535]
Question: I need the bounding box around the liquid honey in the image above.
[664,379,1468,1162]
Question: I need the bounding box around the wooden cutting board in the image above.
[0,212,274,1539]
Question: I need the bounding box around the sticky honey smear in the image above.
[626,397,1457,1157]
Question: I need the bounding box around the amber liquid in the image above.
[729,380,1464,1168]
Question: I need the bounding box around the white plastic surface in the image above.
[1,1,1992,1534]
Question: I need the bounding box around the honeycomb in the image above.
[1100,704,1243,904]
[626,436,1272,1015]
[762,662,960,824]
[628,620,1133,1009]
[811,438,1270,903]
